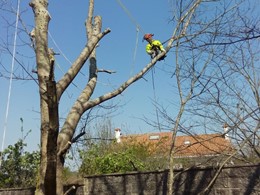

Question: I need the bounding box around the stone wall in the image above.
[0,187,35,195]
[82,164,260,195]
[0,164,259,195]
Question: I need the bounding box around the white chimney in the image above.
[115,128,121,143]
[223,123,230,141]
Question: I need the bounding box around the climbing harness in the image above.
[150,44,166,61]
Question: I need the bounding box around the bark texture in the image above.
[29,0,58,195]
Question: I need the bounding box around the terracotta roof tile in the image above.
[121,132,233,157]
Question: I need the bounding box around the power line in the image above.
[1,0,21,165]
[48,30,85,92]
[48,31,73,65]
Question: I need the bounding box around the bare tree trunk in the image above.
[168,104,185,194]
[45,80,59,194]
[29,1,60,194]
[166,1,203,194]
[30,1,59,195]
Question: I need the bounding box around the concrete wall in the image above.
[0,164,259,195]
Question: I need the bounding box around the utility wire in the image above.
[1,0,20,166]
[48,30,85,92]
[48,31,73,65]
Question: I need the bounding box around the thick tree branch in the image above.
[82,55,164,110]
[56,28,111,101]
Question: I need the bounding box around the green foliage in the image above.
[78,120,169,176]
[0,139,40,188]
[79,141,145,175]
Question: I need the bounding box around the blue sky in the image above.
[2,0,258,153]
[1,0,179,152]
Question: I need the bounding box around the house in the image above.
[115,130,234,168]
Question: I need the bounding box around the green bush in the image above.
[0,140,40,188]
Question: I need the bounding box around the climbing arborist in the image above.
[143,33,166,61]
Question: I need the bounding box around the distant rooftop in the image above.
[121,132,233,158]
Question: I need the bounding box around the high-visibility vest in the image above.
[145,40,165,54]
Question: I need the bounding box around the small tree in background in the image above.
[0,119,40,188]
[0,139,40,188]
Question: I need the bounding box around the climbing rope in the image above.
[115,0,164,131]
[151,68,162,132]
[130,27,140,76]
[115,0,143,76]
[115,0,144,33]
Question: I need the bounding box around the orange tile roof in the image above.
[121,132,233,157]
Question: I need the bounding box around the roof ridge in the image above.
[122,132,223,137]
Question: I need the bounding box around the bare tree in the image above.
[182,0,260,162]
[28,0,176,194]
[195,25,260,161]
[145,0,260,194]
